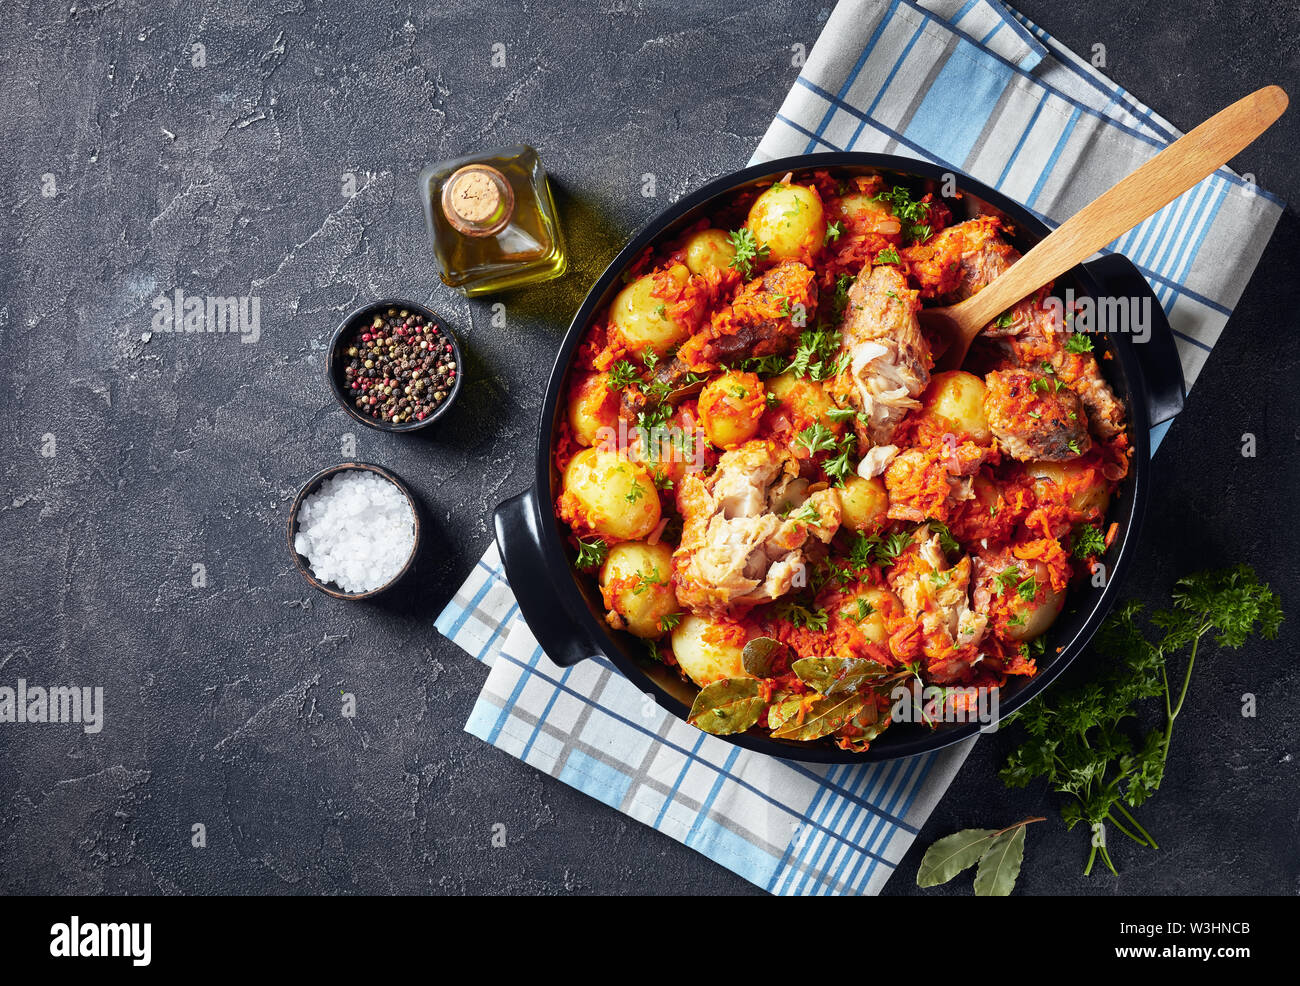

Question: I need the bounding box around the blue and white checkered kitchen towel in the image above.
[436,0,1284,895]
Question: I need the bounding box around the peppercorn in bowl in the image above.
[326,299,464,432]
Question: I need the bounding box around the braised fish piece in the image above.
[983,368,1091,461]
[674,439,841,614]
[887,526,987,665]
[676,261,818,371]
[906,216,1126,439]
[833,264,931,445]
[1008,309,1127,439]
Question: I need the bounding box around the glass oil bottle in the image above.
[420,144,567,296]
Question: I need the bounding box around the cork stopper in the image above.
[441,164,514,236]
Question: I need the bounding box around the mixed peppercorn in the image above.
[340,307,457,425]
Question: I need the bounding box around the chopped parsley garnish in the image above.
[841,598,875,624]
[742,353,787,376]
[575,538,608,570]
[993,565,1022,596]
[607,360,640,390]
[794,422,838,456]
[787,328,846,381]
[777,601,829,631]
[824,220,843,244]
[789,502,821,525]
[927,519,961,555]
[631,571,667,594]
[659,612,683,633]
[823,437,857,486]
[876,246,901,265]
[1017,575,1039,602]
[727,227,770,277]
[858,530,912,567]
[1071,524,1107,559]
[1064,332,1094,354]
[870,184,933,243]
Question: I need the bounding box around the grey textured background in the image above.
[1,0,1296,895]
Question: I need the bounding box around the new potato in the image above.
[838,475,889,533]
[670,614,749,687]
[1027,460,1110,520]
[698,371,766,449]
[746,182,826,263]
[599,541,678,639]
[609,264,691,357]
[561,447,661,541]
[1004,560,1066,641]
[919,370,991,442]
[838,586,899,645]
[683,228,736,275]
[566,371,617,448]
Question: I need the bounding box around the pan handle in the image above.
[1084,253,1187,426]
[493,488,597,668]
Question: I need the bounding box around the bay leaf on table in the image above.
[973,826,1026,897]
[916,828,999,887]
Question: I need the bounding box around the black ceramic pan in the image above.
[493,152,1186,763]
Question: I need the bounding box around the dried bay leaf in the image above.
[770,692,867,742]
[791,656,887,696]
[687,677,766,736]
[916,829,999,887]
[742,636,785,678]
[973,826,1026,897]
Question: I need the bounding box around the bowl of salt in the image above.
[287,462,421,599]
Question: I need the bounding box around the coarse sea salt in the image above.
[293,470,416,593]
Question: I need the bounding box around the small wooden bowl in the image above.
[287,462,421,600]
[325,299,464,433]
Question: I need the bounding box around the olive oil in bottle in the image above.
[420,144,567,296]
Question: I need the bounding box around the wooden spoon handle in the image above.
[956,85,1288,330]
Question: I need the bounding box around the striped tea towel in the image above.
[436,0,1284,895]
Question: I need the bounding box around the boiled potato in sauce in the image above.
[746,182,826,263]
[917,370,991,443]
[566,371,618,448]
[560,447,661,541]
[838,475,889,534]
[698,371,766,449]
[609,264,691,357]
[682,228,737,275]
[670,614,749,687]
[600,541,679,639]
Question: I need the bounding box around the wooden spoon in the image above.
[926,85,1288,371]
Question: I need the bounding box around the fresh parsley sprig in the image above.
[1000,565,1283,876]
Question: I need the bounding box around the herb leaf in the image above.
[687,677,766,736]
[791,656,887,696]
[916,829,999,887]
[770,692,867,741]
[973,826,1027,897]
[741,637,785,678]
[1000,564,1282,876]
[727,228,770,278]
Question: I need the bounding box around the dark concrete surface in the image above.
[0,0,1295,896]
